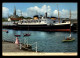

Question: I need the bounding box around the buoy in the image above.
[15,37,19,45]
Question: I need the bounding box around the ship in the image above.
[2,12,71,32]
[14,7,71,32]
[2,6,72,32]
[15,14,70,32]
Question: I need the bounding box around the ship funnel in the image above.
[45,12,47,18]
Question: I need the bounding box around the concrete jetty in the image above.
[2,41,33,52]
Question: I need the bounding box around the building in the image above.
[8,6,22,21]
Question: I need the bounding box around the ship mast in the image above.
[69,9,71,37]
[20,11,22,16]
[8,12,9,18]
[57,4,60,23]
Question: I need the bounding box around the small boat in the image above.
[62,10,75,42]
[3,30,8,33]
[23,24,31,36]
[15,35,21,37]
[62,37,75,42]
[24,33,31,36]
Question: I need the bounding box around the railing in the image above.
[19,37,38,52]
[29,42,38,52]
[2,22,16,26]
[2,30,38,52]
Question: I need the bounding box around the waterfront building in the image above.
[8,6,22,21]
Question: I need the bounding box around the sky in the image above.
[2,3,77,19]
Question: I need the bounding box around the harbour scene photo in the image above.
[2,3,78,56]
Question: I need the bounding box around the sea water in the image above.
[2,29,78,52]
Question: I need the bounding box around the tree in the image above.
[26,17,32,19]
[19,16,24,19]
[2,18,8,22]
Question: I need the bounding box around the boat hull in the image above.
[62,38,75,42]
[2,24,71,31]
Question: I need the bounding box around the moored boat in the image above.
[15,34,21,37]
[62,9,75,42]
[3,30,8,33]
[24,34,31,36]
[62,37,75,42]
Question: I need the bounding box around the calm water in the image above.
[2,29,78,52]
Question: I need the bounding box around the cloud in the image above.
[15,5,52,18]
[27,5,52,17]
[2,5,77,19]
[2,7,9,17]
[53,9,77,19]
[26,5,77,19]
[16,9,27,17]
[71,11,77,19]
[53,10,58,17]
[27,6,40,17]
[16,9,21,16]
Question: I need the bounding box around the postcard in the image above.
[2,2,78,56]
